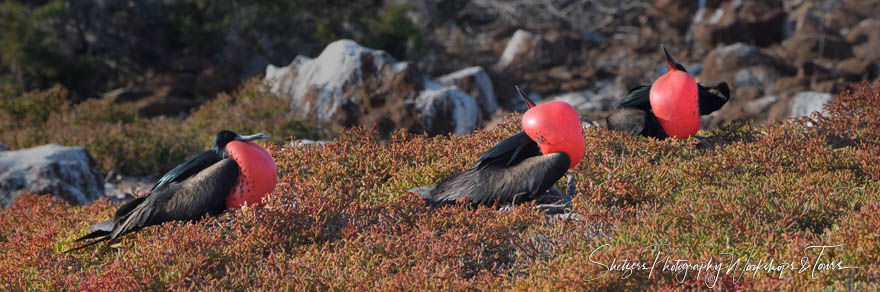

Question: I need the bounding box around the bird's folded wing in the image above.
[475,131,541,170]
[160,158,239,220]
[150,150,221,192]
[472,152,571,205]
[617,85,652,111]
[698,81,731,115]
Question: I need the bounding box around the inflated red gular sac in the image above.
[416,86,585,209]
[67,130,278,252]
[226,140,278,208]
[606,44,731,139]
[520,91,586,169]
[649,44,700,139]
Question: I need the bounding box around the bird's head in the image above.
[517,86,586,169]
[662,44,688,73]
[210,130,277,208]
[649,44,700,139]
[212,130,269,155]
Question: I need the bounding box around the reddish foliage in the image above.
[1,83,879,290]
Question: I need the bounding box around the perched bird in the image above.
[67,130,277,252]
[414,87,586,208]
[607,45,731,139]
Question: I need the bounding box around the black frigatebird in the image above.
[607,45,731,139]
[67,130,278,252]
[413,87,586,210]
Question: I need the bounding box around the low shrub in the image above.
[1,83,878,289]
[0,79,322,176]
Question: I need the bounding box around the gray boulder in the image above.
[787,92,833,118]
[543,91,606,112]
[495,29,544,70]
[437,66,498,118]
[417,80,481,135]
[0,144,105,207]
[700,43,794,92]
[264,39,482,137]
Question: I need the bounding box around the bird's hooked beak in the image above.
[515,85,536,109]
[662,44,678,72]
[235,133,269,142]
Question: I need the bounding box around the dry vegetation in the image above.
[1,83,879,290]
[0,78,323,176]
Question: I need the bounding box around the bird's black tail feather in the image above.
[74,229,111,242]
[64,234,111,253]
[65,221,116,253]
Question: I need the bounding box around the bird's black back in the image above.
[69,158,239,251]
[606,107,668,139]
[150,150,223,192]
[696,81,731,115]
[426,131,569,207]
[615,82,731,115]
[610,81,731,139]
[475,131,542,170]
[617,85,652,111]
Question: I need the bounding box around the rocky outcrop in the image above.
[691,0,787,48]
[846,18,880,61]
[416,80,482,135]
[783,91,834,118]
[700,43,794,93]
[780,12,853,62]
[544,91,605,113]
[495,30,544,70]
[0,144,104,207]
[437,66,499,118]
[265,39,481,137]
[834,58,879,81]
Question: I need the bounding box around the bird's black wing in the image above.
[150,150,222,192]
[698,81,731,115]
[68,159,238,252]
[427,153,570,207]
[617,85,652,111]
[111,158,238,238]
[475,131,541,170]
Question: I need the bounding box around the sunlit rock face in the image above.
[264,39,481,137]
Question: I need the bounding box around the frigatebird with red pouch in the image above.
[412,87,586,209]
[607,44,731,139]
[67,130,278,252]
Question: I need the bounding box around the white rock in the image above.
[734,67,780,91]
[416,80,482,135]
[290,139,332,147]
[496,29,542,70]
[544,91,607,112]
[746,95,780,114]
[265,39,402,122]
[0,144,104,207]
[264,39,483,136]
[788,92,833,118]
[437,66,498,117]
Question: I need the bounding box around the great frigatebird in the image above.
[607,44,731,139]
[67,130,277,252]
[414,87,586,209]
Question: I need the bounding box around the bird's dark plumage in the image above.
[150,151,222,192]
[424,131,570,207]
[608,81,731,138]
[67,130,263,252]
[68,159,238,252]
[475,132,542,170]
[697,81,731,115]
